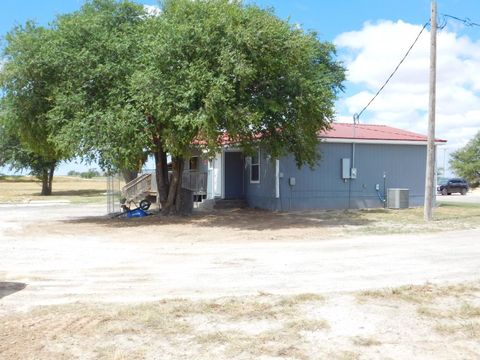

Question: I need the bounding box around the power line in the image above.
[354,14,480,123]
[442,14,480,28]
[354,22,429,123]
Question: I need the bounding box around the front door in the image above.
[224,152,244,199]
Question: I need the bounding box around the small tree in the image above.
[0,23,67,195]
[0,123,57,194]
[46,0,149,184]
[450,132,480,188]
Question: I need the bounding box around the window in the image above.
[250,150,260,183]
[189,156,198,171]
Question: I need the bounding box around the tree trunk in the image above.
[147,114,191,215]
[47,164,55,194]
[154,147,170,208]
[40,169,49,195]
[148,114,170,209]
[162,156,185,215]
[40,164,55,196]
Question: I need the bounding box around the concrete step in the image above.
[213,199,248,209]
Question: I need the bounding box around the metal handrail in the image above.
[182,170,207,193]
[122,170,207,202]
[122,173,152,200]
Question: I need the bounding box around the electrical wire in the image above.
[442,14,480,28]
[353,14,480,123]
[354,22,429,122]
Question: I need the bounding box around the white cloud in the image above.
[334,20,480,175]
[143,4,162,17]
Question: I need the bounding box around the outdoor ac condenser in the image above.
[387,188,409,209]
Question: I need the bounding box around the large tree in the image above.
[23,0,344,213]
[0,23,67,195]
[450,132,480,188]
[130,0,345,213]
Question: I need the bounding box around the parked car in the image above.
[437,178,469,195]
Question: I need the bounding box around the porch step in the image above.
[213,199,248,210]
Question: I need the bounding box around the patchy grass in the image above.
[352,336,382,347]
[433,322,480,339]
[457,303,480,318]
[358,281,480,341]
[2,282,480,359]
[95,346,146,360]
[329,351,361,360]
[348,203,480,235]
[357,283,480,303]
[284,318,330,332]
[0,293,329,360]
[0,175,110,203]
[437,201,480,209]
[277,293,325,307]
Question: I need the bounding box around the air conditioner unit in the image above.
[387,188,409,209]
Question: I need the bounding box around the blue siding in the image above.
[245,143,427,211]
[244,149,279,209]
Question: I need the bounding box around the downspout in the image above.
[349,119,357,209]
[275,159,280,210]
[384,172,387,208]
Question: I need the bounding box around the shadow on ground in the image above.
[63,208,374,231]
[0,282,27,299]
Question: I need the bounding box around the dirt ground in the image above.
[1,181,480,359]
[1,282,480,360]
[0,175,108,203]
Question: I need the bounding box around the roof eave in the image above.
[320,138,447,145]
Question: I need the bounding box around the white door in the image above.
[212,153,222,197]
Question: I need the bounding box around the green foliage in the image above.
[133,0,345,166]
[80,169,102,179]
[47,0,149,172]
[450,132,480,188]
[38,0,345,169]
[0,105,57,180]
[1,0,345,203]
[0,22,65,193]
[1,22,64,162]
[67,168,102,178]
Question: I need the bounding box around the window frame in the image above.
[189,156,199,171]
[250,149,260,184]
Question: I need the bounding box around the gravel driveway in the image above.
[1,203,479,312]
[437,190,480,204]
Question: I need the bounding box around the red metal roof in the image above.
[201,122,447,145]
[320,123,447,143]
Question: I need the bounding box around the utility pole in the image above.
[424,0,437,221]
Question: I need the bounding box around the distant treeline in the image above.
[67,169,102,179]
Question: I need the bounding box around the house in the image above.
[187,123,446,211]
[120,122,446,211]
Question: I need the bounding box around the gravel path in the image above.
[1,203,479,312]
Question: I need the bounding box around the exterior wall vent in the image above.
[387,188,409,209]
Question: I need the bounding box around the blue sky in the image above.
[1,0,480,175]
